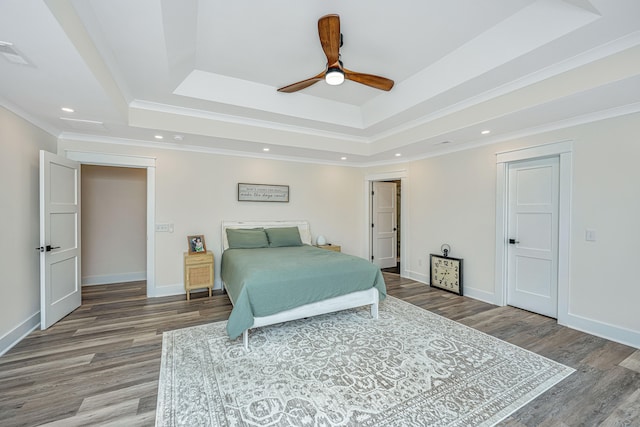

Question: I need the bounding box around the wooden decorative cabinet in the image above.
[183,251,214,300]
[316,244,341,252]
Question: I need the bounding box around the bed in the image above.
[221,220,386,349]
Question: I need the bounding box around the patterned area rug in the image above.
[156,297,574,426]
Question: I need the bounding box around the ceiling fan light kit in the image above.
[277,14,394,93]
[325,67,344,85]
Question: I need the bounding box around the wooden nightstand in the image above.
[183,251,214,300]
[316,244,341,252]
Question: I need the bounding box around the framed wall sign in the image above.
[430,254,463,295]
[238,183,289,202]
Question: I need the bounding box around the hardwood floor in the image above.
[1,274,639,426]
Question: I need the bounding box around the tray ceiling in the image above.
[1,0,639,164]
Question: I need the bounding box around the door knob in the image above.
[36,245,60,252]
[508,238,520,244]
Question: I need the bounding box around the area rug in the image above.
[156,297,574,426]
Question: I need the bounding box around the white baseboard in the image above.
[150,280,224,298]
[408,276,639,349]
[462,287,500,305]
[396,274,639,348]
[403,269,427,284]
[563,313,640,350]
[152,283,185,298]
[0,312,39,357]
[82,271,146,286]
[401,270,498,306]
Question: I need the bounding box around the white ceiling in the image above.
[1,0,639,165]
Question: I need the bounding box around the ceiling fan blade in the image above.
[343,68,394,91]
[278,14,394,94]
[318,14,341,66]
[277,71,325,93]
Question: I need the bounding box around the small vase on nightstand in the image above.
[316,235,326,245]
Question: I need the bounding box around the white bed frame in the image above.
[221,220,380,350]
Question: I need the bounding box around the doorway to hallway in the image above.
[81,165,147,289]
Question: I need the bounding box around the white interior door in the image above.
[507,157,559,318]
[372,181,397,269]
[39,151,81,329]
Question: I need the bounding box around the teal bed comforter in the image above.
[221,245,387,339]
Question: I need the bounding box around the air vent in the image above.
[0,41,29,65]
[0,42,18,55]
[59,117,108,132]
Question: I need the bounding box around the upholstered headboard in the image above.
[221,220,312,251]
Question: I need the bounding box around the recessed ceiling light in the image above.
[61,107,74,113]
[173,135,183,141]
[395,153,402,157]
[481,130,491,135]
[263,148,270,152]
[340,156,347,160]
[154,135,163,140]
[440,140,451,144]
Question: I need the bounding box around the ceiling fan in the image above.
[277,14,394,93]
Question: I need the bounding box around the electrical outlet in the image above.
[585,229,596,242]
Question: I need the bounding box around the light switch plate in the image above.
[156,223,174,233]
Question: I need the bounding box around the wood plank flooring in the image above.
[1,274,639,426]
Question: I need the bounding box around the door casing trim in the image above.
[64,150,157,298]
[495,140,572,325]
[364,171,407,276]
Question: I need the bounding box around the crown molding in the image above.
[59,101,640,168]
[0,97,60,136]
[129,100,370,144]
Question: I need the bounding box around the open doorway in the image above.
[65,150,156,297]
[80,165,147,290]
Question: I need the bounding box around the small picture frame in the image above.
[187,235,207,254]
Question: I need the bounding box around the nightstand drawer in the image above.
[184,251,213,265]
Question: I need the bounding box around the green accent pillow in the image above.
[226,228,269,249]
[265,227,303,247]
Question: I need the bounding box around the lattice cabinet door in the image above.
[183,251,214,300]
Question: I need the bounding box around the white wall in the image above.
[366,112,640,348]
[568,116,640,335]
[402,148,497,289]
[4,108,639,353]
[58,140,368,296]
[81,165,147,285]
[0,106,57,355]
